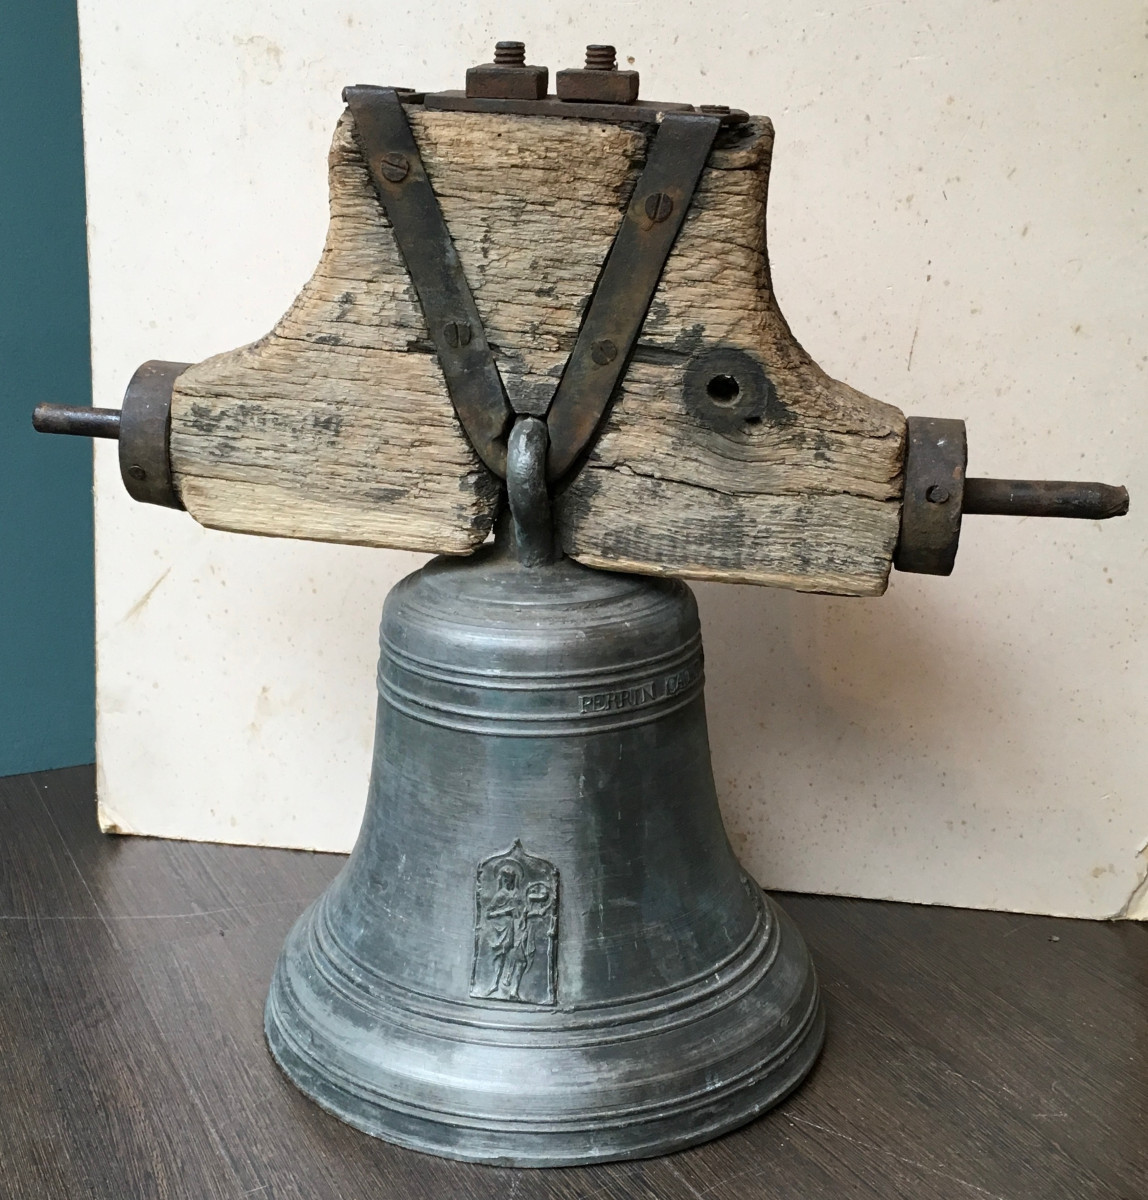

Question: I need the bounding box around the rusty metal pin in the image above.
[32,404,122,438]
[644,192,674,223]
[375,152,410,183]
[963,477,1129,520]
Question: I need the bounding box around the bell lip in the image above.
[263,893,826,1167]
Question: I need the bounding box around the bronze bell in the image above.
[263,490,824,1165]
[29,43,1129,1173]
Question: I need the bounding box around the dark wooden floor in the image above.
[2,766,1144,1199]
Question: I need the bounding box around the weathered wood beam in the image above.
[169,107,905,594]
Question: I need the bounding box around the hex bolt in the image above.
[644,192,674,223]
[493,41,527,66]
[376,152,410,183]
[556,44,637,104]
[584,44,617,71]
[468,41,547,100]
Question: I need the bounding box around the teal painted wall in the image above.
[0,2,95,775]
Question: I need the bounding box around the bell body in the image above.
[265,543,823,1165]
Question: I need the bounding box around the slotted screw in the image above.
[644,192,674,223]
[376,152,409,183]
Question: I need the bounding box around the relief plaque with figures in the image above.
[471,840,559,1006]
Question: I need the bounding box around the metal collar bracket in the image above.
[32,360,189,510]
[895,415,1129,575]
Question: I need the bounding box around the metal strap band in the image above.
[543,112,722,480]
[423,90,748,128]
[344,85,513,477]
[894,416,967,576]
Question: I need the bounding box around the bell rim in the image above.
[285,874,779,1036]
[264,893,825,1166]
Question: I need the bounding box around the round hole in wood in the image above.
[706,374,740,405]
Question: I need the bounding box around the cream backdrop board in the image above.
[81,1,1145,918]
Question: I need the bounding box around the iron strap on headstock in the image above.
[344,85,515,478]
[543,112,720,480]
[343,85,720,484]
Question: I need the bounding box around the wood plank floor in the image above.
[2,765,1144,1198]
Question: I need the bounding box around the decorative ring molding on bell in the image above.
[296,877,784,1031]
[380,630,704,735]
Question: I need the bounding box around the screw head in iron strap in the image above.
[443,320,473,348]
[644,192,674,223]
[590,339,618,366]
[375,152,410,183]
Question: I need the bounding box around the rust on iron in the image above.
[117,360,189,509]
[963,478,1129,520]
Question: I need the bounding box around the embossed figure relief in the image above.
[471,840,558,1006]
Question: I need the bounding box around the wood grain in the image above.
[169,107,905,594]
[555,119,905,595]
[3,765,1145,1199]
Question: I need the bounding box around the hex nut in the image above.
[466,63,548,100]
[555,69,640,105]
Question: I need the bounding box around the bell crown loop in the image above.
[506,415,556,567]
